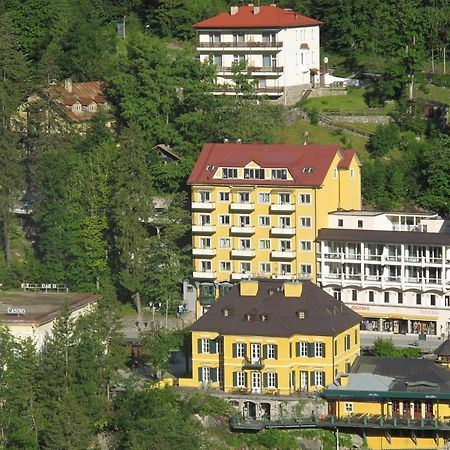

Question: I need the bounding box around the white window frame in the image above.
[200,214,211,226]
[219,261,231,272]
[258,192,270,204]
[300,264,312,275]
[279,216,291,227]
[259,216,271,226]
[240,262,251,273]
[314,371,324,387]
[299,342,308,357]
[200,237,211,249]
[239,215,251,227]
[267,372,277,388]
[314,342,324,357]
[201,260,212,272]
[239,238,251,249]
[236,371,246,387]
[201,367,210,381]
[219,238,231,248]
[300,240,312,251]
[299,217,312,228]
[238,191,250,203]
[259,239,271,250]
[199,191,211,202]
[344,402,353,412]
[201,338,210,353]
[267,344,276,359]
[299,193,311,204]
[219,191,230,202]
[219,215,230,225]
[278,193,291,204]
[280,263,292,274]
[236,343,246,358]
[260,262,271,273]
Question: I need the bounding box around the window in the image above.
[259,239,271,250]
[368,291,375,303]
[219,192,230,202]
[352,289,358,302]
[334,340,338,356]
[314,371,324,387]
[236,371,246,387]
[259,216,270,226]
[239,216,250,227]
[358,220,363,228]
[333,168,338,178]
[299,193,311,204]
[240,262,251,273]
[300,240,312,251]
[266,344,277,359]
[219,238,231,248]
[338,219,344,227]
[280,240,291,251]
[232,54,245,64]
[239,238,251,249]
[199,191,211,202]
[222,167,238,178]
[344,403,353,413]
[200,237,211,248]
[278,193,290,204]
[219,215,230,225]
[446,296,450,307]
[280,263,291,274]
[300,264,312,276]
[213,54,222,66]
[303,167,314,173]
[297,342,308,357]
[233,33,245,43]
[201,261,212,272]
[260,262,271,273]
[430,294,436,306]
[398,292,403,304]
[279,216,291,228]
[333,289,341,301]
[200,214,211,226]
[220,261,231,272]
[238,192,250,203]
[416,293,422,305]
[258,192,270,203]
[201,338,210,353]
[345,334,351,351]
[384,292,390,303]
[350,168,355,178]
[355,329,358,345]
[271,169,287,180]
[299,217,312,227]
[201,367,210,381]
[210,33,220,43]
[314,342,324,357]
[267,372,278,388]
[236,343,246,358]
[244,168,265,179]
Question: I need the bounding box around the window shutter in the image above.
[243,343,247,358]
[244,372,248,387]
[322,343,326,358]
[296,342,300,357]
[289,343,292,358]
[308,343,314,358]
[232,343,237,358]
[198,367,203,382]
[274,373,278,388]
[322,371,326,387]
[310,371,315,387]
[211,368,218,382]
[291,371,296,388]
[210,339,217,354]
[263,373,268,388]
[233,371,237,386]
[274,344,278,360]
[263,344,268,359]
[198,339,203,354]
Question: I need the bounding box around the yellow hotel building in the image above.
[187,142,361,317]
[179,279,361,395]
[322,355,450,449]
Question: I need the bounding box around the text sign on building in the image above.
[6,307,26,315]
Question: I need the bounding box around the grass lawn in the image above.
[274,118,370,162]
[334,121,379,133]
[415,84,450,106]
[298,88,396,114]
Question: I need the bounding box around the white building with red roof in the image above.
[193,4,322,104]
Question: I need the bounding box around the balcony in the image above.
[231,272,254,281]
[230,202,254,212]
[364,275,382,282]
[272,274,294,280]
[192,201,215,211]
[192,225,216,234]
[271,250,295,259]
[230,226,255,235]
[270,227,295,236]
[270,204,295,213]
[192,248,216,257]
[198,41,282,50]
[199,295,215,306]
[242,357,264,370]
[405,256,423,264]
[386,256,401,262]
[193,271,216,280]
[231,249,256,258]
[364,255,382,262]
[217,66,283,76]
[324,273,342,280]
[323,252,342,259]
[212,85,284,96]
[345,254,361,261]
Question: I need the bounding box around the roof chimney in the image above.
[236,138,242,144]
[223,138,229,143]
[64,78,73,93]
[284,282,303,298]
[340,374,349,386]
[253,5,260,14]
[230,6,238,15]
[240,280,259,296]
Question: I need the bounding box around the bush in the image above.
[372,338,421,358]
[184,393,232,417]
[309,109,319,125]
[255,429,298,449]
[367,122,401,156]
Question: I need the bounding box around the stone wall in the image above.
[308,88,347,98]
[332,115,391,125]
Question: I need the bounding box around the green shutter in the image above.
[322,343,326,358]
[211,368,218,382]
[295,342,300,357]
[263,344,268,359]
[310,371,315,387]
[243,343,247,358]
[210,339,217,354]
[322,371,326,387]
[274,373,278,388]
[233,371,237,386]
[232,343,237,358]
[198,367,203,382]
[263,373,268,388]
[291,371,296,389]
[308,343,314,358]
[274,344,278,360]
[244,372,248,387]
[289,343,292,358]
[198,339,203,354]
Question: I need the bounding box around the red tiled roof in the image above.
[193,5,322,29]
[338,149,360,169]
[188,143,357,187]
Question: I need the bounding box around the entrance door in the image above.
[250,343,261,364]
[251,372,261,394]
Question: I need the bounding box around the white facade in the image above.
[195,6,320,101]
[317,211,450,337]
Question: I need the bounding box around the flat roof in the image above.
[0,291,97,326]
[329,210,438,217]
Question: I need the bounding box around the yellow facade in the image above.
[179,324,360,394]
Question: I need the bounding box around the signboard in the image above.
[6,307,26,315]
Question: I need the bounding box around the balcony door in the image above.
[251,372,261,394]
[250,343,261,363]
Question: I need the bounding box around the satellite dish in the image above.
[323,57,329,64]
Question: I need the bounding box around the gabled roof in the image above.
[193,5,321,29]
[190,280,361,338]
[435,339,450,356]
[188,143,357,187]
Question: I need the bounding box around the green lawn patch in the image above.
[415,84,450,106]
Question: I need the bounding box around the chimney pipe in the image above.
[253,6,260,14]
[230,6,238,15]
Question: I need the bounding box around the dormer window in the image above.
[271,169,287,180]
[245,313,253,321]
[206,165,215,171]
[244,168,265,179]
[260,314,268,322]
[222,167,238,179]
[303,167,314,173]
[222,308,230,317]
[296,311,305,319]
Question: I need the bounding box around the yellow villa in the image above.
[322,354,450,449]
[187,142,361,317]
[179,279,361,395]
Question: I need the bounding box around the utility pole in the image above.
[336,427,340,450]
[444,47,446,75]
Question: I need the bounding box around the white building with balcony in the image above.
[317,211,450,337]
[193,4,321,105]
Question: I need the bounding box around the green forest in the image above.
[0,0,449,448]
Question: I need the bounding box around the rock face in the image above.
[298,437,323,450]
